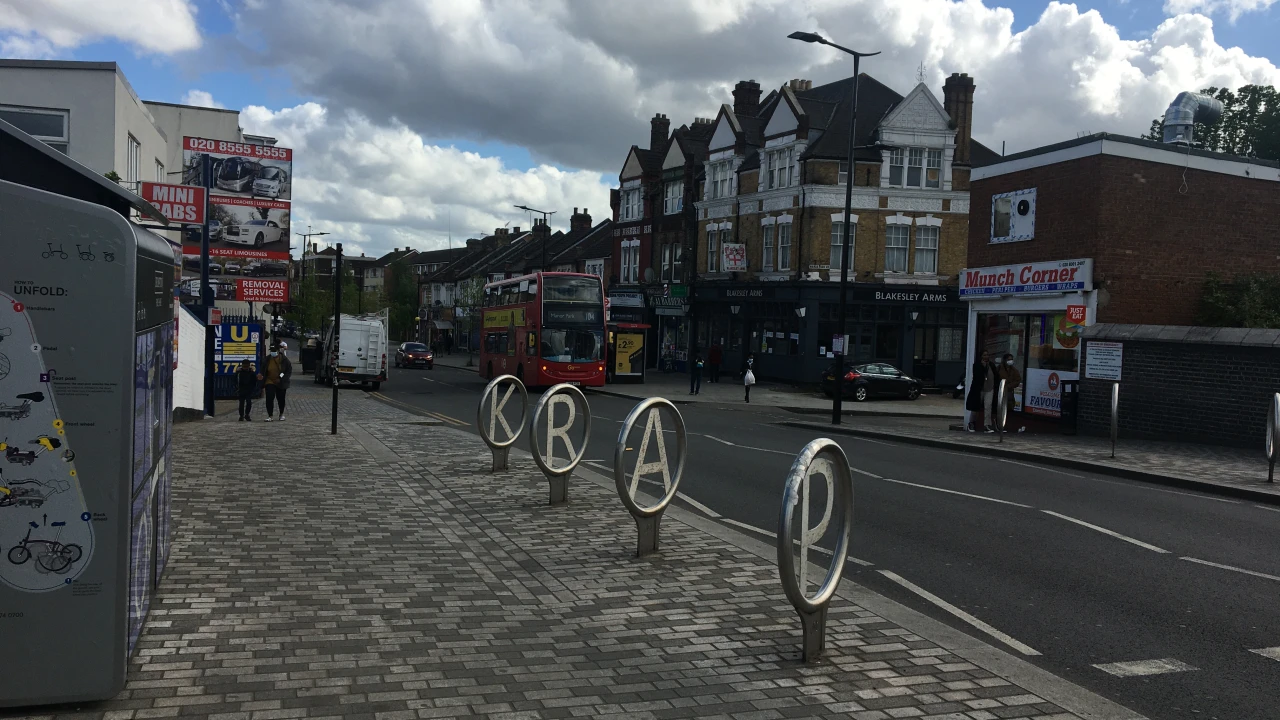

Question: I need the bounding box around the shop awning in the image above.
[432,320,454,330]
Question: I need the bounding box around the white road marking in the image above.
[1092,658,1196,677]
[995,457,1084,478]
[420,376,461,389]
[882,478,1033,508]
[1180,557,1280,583]
[878,570,1041,656]
[1253,504,1280,513]
[723,518,774,537]
[701,434,794,455]
[1041,511,1169,553]
[675,492,721,519]
[851,467,883,479]
[1249,647,1280,662]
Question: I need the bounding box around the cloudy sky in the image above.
[1,0,1278,258]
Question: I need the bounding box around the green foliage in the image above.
[1145,85,1280,161]
[1199,272,1280,329]
[103,170,122,183]
[384,259,420,342]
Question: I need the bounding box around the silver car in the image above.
[252,167,289,199]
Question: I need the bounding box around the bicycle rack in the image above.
[1267,392,1280,483]
[614,398,686,557]
[529,383,591,505]
[1110,382,1120,459]
[476,374,528,472]
[777,438,854,663]
[995,379,1008,443]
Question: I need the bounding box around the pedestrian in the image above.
[965,351,994,432]
[997,352,1022,432]
[743,352,756,403]
[236,359,260,422]
[708,343,722,383]
[690,352,704,395]
[263,343,293,421]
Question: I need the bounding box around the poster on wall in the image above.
[213,322,262,374]
[1023,369,1079,418]
[615,332,644,376]
[1085,341,1123,381]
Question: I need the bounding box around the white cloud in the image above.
[0,0,200,55]
[180,89,224,109]
[238,102,612,259]
[229,0,1280,170]
[1164,0,1279,22]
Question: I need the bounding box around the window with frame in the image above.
[830,222,855,271]
[661,243,671,281]
[925,149,942,188]
[762,225,775,272]
[777,223,792,271]
[126,134,141,189]
[708,161,731,199]
[907,148,924,187]
[0,106,69,154]
[664,180,683,214]
[888,148,904,186]
[707,230,719,273]
[914,225,939,274]
[838,160,848,185]
[885,225,909,273]
[621,188,642,220]
[765,147,796,189]
[672,243,684,282]
[155,159,164,182]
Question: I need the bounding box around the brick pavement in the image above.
[780,417,1279,500]
[4,384,1138,720]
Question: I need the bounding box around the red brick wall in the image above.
[969,152,1280,325]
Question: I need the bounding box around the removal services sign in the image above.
[960,258,1093,298]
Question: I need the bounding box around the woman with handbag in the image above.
[743,352,756,403]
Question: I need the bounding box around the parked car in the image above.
[209,262,223,275]
[225,219,285,247]
[252,166,289,199]
[395,342,434,369]
[223,262,242,275]
[246,261,288,277]
[820,362,922,402]
[215,157,261,193]
[183,256,202,271]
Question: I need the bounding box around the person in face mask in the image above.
[997,352,1022,427]
[262,342,293,421]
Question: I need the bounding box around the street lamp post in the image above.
[296,227,330,329]
[788,31,879,426]
[514,204,556,269]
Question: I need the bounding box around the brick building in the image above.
[689,72,998,385]
[961,132,1280,425]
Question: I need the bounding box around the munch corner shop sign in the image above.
[960,258,1093,298]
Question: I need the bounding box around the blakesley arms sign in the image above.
[960,258,1093,298]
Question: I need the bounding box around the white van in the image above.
[316,313,389,389]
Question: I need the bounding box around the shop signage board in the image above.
[608,292,645,308]
[722,243,747,272]
[139,182,205,225]
[960,258,1093,298]
[180,137,293,264]
[1024,369,1079,418]
[1085,341,1123,381]
[213,323,262,374]
[1066,305,1087,326]
[652,297,686,316]
[235,278,289,303]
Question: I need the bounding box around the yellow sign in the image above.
[483,308,526,329]
[615,332,644,376]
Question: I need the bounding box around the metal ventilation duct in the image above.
[1162,91,1224,145]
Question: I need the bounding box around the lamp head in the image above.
[788,31,825,44]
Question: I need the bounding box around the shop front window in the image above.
[979,314,1027,410]
[1023,313,1082,418]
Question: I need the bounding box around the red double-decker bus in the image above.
[478,272,606,387]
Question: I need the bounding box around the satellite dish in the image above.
[643,268,655,283]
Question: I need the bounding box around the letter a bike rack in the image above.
[530,383,591,505]
[614,397,687,557]
[777,438,854,663]
[477,374,529,471]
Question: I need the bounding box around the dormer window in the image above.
[708,161,732,199]
[888,147,944,189]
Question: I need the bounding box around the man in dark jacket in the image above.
[263,342,293,421]
[236,360,260,422]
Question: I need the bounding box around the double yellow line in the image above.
[370,392,469,427]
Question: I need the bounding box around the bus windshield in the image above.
[542,276,602,304]
[541,328,604,363]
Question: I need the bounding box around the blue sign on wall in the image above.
[213,323,262,375]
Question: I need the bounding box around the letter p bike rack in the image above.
[477,374,528,471]
[530,383,591,505]
[614,398,687,557]
[1267,392,1280,483]
[777,438,854,663]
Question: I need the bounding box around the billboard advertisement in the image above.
[180,136,293,266]
[236,278,289,303]
[139,182,205,225]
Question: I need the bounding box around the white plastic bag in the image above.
[744,369,756,386]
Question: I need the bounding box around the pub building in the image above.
[693,281,968,387]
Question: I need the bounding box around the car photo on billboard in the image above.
[252,164,290,200]
[216,157,262,194]
[181,200,290,260]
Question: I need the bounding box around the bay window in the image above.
[885,225,909,273]
[915,226,939,274]
[888,147,946,189]
[907,148,924,187]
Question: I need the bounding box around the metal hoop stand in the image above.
[995,379,1007,444]
[614,398,687,557]
[477,375,529,471]
[530,383,591,504]
[1110,382,1120,459]
[777,438,854,663]
[1267,392,1279,483]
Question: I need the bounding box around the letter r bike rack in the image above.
[530,383,591,505]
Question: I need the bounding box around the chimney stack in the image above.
[570,207,592,232]
[650,113,670,150]
[732,80,761,117]
[943,72,975,166]
[610,188,621,220]
[787,79,812,92]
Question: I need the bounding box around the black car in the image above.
[395,342,434,369]
[820,362,922,402]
